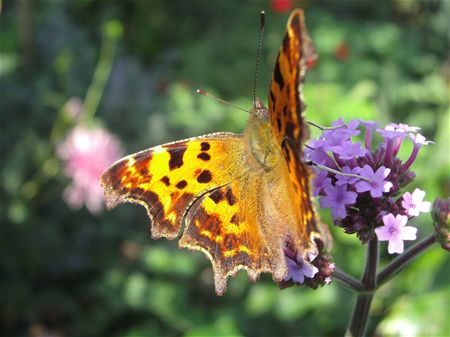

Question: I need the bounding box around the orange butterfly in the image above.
[101,9,331,295]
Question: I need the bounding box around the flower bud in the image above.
[431,197,450,251]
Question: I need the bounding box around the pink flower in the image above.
[402,188,431,216]
[375,214,417,254]
[57,126,124,214]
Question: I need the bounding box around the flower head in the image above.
[308,118,431,246]
[375,214,417,254]
[57,125,124,214]
[355,165,393,198]
[402,188,431,216]
[320,184,357,219]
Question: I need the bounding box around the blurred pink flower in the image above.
[57,125,124,214]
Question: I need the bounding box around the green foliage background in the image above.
[1,0,448,336]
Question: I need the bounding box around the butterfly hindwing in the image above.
[180,180,287,294]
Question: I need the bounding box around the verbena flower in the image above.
[354,165,392,198]
[320,184,357,219]
[402,188,431,216]
[375,214,417,254]
[57,125,124,214]
[284,253,319,284]
[313,170,332,196]
[280,241,335,290]
[306,118,433,253]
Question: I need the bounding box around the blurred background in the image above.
[1,0,449,336]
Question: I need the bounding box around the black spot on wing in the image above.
[160,176,170,186]
[197,170,212,183]
[209,189,224,204]
[285,122,296,140]
[175,180,187,189]
[276,117,282,131]
[197,152,211,161]
[273,59,284,90]
[225,187,236,206]
[200,142,210,151]
[270,90,276,106]
[282,35,290,55]
[167,145,187,170]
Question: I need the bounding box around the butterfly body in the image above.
[101,9,330,295]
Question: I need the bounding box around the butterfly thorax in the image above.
[245,99,281,170]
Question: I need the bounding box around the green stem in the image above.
[82,30,118,124]
[377,234,436,287]
[347,237,379,337]
[333,268,365,292]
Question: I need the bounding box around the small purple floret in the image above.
[320,184,357,219]
[355,165,393,198]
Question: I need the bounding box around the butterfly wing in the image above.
[101,132,286,294]
[268,9,327,257]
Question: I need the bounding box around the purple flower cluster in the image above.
[305,118,432,253]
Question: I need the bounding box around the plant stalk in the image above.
[347,237,379,337]
[377,234,436,286]
[333,268,365,292]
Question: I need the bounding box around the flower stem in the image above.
[347,237,379,337]
[377,234,436,286]
[333,268,365,292]
[82,25,119,124]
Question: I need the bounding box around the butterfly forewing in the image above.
[268,9,324,256]
[101,133,245,239]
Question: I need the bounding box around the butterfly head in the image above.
[252,97,270,121]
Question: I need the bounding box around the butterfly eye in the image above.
[252,97,269,120]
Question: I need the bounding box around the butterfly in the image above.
[101,9,331,295]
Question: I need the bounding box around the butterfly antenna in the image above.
[305,160,371,182]
[307,120,346,131]
[196,89,251,114]
[253,10,265,107]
